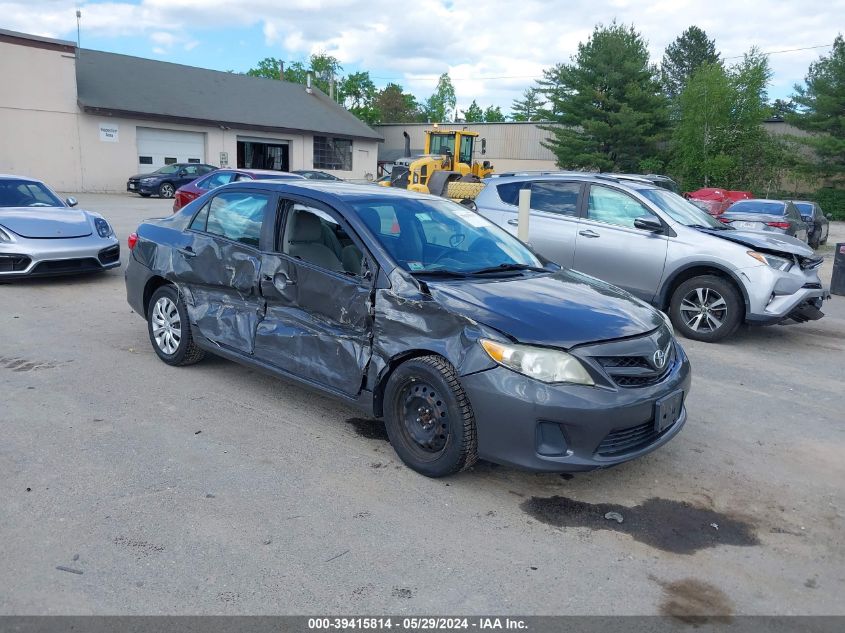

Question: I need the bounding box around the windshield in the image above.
[351,197,543,274]
[154,165,180,175]
[726,200,785,215]
[0,179,64,208]
[639,188,724,228]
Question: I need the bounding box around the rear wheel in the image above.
[147,285,205,366]
[669,275,743,343]
[159,182,175,198]
[383,356,477,477]
[809,229,820,249]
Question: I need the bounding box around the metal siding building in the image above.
[375,122,558,173]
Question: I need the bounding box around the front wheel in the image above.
[669,275,743,343]
[158,182,175,198]
[147,285,205,366]
[383,356,477,477]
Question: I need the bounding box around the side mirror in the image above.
[633,215,664,233]
[65,197,78,207]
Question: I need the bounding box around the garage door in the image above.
[136,127,205,172]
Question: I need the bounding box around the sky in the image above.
[3,0,844,114]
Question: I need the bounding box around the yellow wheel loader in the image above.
[380,128,494,203]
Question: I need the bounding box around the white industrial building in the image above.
[0,29,381,193]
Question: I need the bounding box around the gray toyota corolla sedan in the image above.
[125,181,691,477]
[0,175,120,278]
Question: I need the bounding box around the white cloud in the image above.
[2,0,844,108]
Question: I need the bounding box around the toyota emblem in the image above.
[653,348,667,369]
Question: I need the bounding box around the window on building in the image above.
[164,157,177,165]
[313,136,352,171]
[139,156,153,165]
[187,158,201,163]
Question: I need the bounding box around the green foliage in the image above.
[373,83,421,123]
[246,57,285,79]
[788,35,845,178]
[814,187,845,220]
[339,71,378,125]
[538,21,669,172]
[462,100,484,122]
[661,26,720,101]
[483,105,505,122]
[670,50,787,192]
[422,73,457,123]
[510,88,545,121]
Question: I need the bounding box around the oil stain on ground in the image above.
[654,577,734,624]
[521,496,758,554]
[346,418,389,442]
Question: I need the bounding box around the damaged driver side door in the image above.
[254,198,375,397]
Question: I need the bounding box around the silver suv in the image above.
[474,173,830,342]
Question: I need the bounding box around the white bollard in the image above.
[517,188,531,243]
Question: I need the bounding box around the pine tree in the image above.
[510,88,545,121]
[661,26,720,101]
[483,105,505,122]
[462,100,484,122]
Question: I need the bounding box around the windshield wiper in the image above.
[690,223,731,231]
[409,269,470,278]
[468,263,550,275]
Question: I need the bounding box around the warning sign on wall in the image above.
[99,123,119,142]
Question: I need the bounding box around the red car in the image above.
[683,188,752,216]
[172,169,306,212]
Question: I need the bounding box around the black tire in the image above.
[147,285,205,366]
[139,193,152,198]
[383,355,477,477]
[809,229,820,250]
[158,182,175,198]
[669,275,743,343]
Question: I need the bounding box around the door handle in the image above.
[177,245,196,257]
[271,272,296,289]
[579,229,600,238]
[507,218,519,226]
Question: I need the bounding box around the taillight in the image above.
[127,232,138,250]
[719,217,732,224]
[766,221,790,229]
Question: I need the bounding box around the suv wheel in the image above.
[669,275,742,343]
[147,285,205,365]
[383,355,478,477]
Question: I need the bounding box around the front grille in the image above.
[596,351,673,388]
[98,245,120,265]
[31,258,102,275]
[596,356,651,369]
[596,419,672,457]
[0,254,31,272]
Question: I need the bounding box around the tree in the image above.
[462,100,484,122]
[661,26,720,101]
[770,98,796,120]
[339,71,378,124]
[246,57,285,79]
[483,105,506,122]
[788,35,845,178]
[538,22,669,172]
[510,87,545,121]
[373,83,421,123]
[422,73,457,122]
[671,50,784,191]
[308,52,343,95]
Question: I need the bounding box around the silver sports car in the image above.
[0,175,120,278]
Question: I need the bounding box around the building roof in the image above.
[75,49,382,141]
[0,28,76,53]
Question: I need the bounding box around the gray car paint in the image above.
[474,174,828,326]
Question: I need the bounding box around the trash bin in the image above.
[832,243,845,296]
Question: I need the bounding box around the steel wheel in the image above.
[679,287,727,333]
[399,380,450,458]
[159,183,175,198]
[151,296,182,355]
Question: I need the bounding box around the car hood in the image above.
[0,207,92,238]
[704,228,813,257]
[427,269,664,349]
[129,172,161,180]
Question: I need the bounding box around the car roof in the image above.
[0,174,42,183]
[230,179,436,203]
[484,172,659,190]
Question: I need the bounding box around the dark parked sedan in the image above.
[125,182,690,477]
[792,200,830,249]
[127,163,216,199]
[172,169,306,212]
[720,199,808,242]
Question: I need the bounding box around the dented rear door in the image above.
[254,199,374,397]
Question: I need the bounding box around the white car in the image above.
[0,175,120,278]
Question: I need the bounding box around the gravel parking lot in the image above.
[2,193,844,616]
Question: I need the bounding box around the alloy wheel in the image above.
[151,296,182,354]
[679,287,727,333]
[160,183,175,198]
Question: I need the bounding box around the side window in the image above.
[204,192,268,247]
[189,202,209,231]
[202,171,235,190]
[234,173,255,182]
[496,182,529,206]
[281,205,362,276]
[587,185,656,229]
[530,181,580,216]
[183,165,200,176]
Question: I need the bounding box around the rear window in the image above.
[496,181,530,206]
[794,202,814,216]
[727,200,786,215]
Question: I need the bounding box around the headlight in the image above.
[659,310,674,336]
[94,218,113,238]
[140,177,156,184]
[747,251,792,271]
[0,226,12,242]
[480,339,594,385]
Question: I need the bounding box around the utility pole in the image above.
[75,8,81,49]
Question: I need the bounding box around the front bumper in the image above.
[0,234,120,278]
[461,344,692,472]
[127,180,156,194]
[739,264,829,324]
